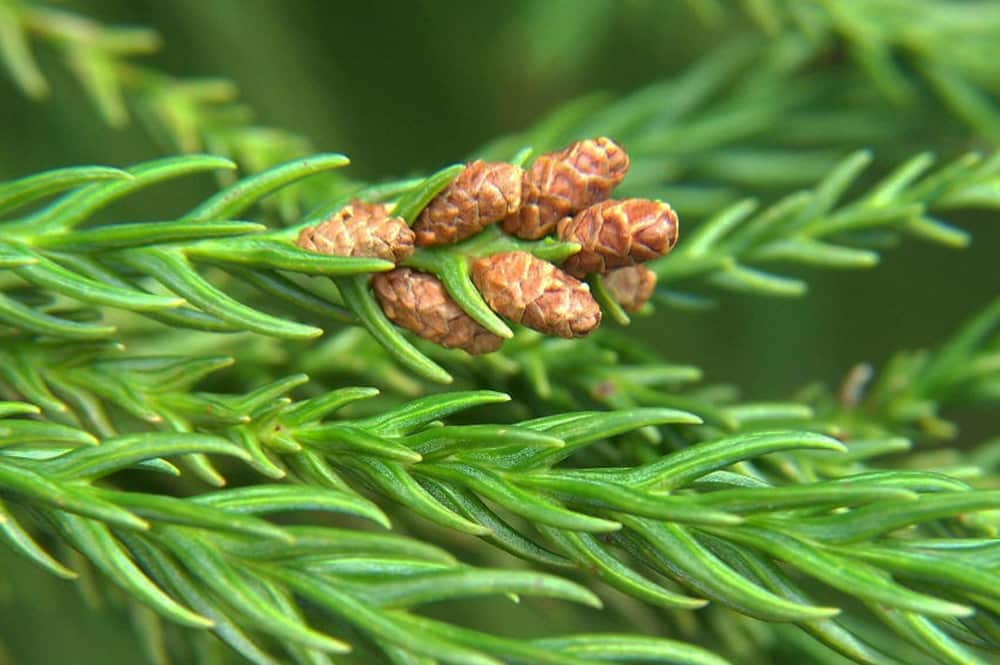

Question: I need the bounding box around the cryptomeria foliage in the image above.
[1,2,999,665]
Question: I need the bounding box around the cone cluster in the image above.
[496,138,675,318]
[294,138,678,354]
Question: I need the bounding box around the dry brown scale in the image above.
[558,198,678,277]
[604,265,657,312]
[372,268,503,355]
[471,251,601,338]
[502,137,630,240]
[296,200,414,263]
[413,160,523,246]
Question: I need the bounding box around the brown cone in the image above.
[604,265,657,312]
[414,160,523,246]
[501,137,630,240]
[470,251,601,338]
[558,199,678,277]
[297,200,414,263]
[372,268,503,355]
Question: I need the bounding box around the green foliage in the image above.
[1,2,999,665]
[731,0,1000,142]
[654,151,999,302]
[2,327,999,664]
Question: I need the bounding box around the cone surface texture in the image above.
[373,268,503,354]
[471,251,601,338]
[414,161,523,246]
[558,198,678,276]
[297,200,414,263]
[502,137,629,240]
[604,265,657,312]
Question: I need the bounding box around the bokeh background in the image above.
[1,1,998,663]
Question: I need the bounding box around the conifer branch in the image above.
[1,2,998,664]
[2,318,998,663]
[0,1,955,222]
[3,146,996,384]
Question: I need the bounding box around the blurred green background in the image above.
[1,1,998,663]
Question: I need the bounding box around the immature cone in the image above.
[414,160,523,246]
[373,268,503,355]
[604,265,657,312]
[558,198,678,277]
[297,200,414,263]
[471,251,601,338]
[501,137,630,240]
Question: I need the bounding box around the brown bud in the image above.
[604,265,657,312]
[297,200,414,263]
[471,251,601,338]
[558,199,678,277]
[501,137,630,240]
[373,268,503,355]
[414,160,523,246]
